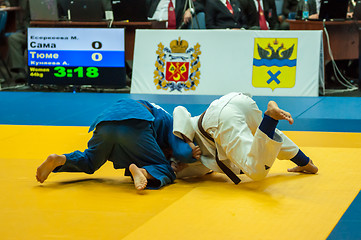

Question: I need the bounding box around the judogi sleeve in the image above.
[168,131,196,163]
[146,102,196,164]
[173,106,195,142]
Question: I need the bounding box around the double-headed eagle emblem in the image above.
[257,43,295,60]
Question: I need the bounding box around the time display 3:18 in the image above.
[54,67,99,78]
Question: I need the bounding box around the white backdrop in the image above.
[131,30,323,96]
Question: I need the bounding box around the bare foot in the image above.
[264,101,294,125]
[288,159,318,174]
[36,154,66,183]
[129,164,148,190]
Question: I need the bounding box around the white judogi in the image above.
[173,92,299,181]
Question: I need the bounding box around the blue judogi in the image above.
[54,99,195,189]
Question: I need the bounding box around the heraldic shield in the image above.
[154,37,201,92]
[252,38,298,91]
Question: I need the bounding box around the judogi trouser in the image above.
[52,98,194,189]
[54,120,176,189]
[212,93,299,181]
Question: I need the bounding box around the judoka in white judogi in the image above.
[173,92,318,182]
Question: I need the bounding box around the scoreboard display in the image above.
[27,28,126,87]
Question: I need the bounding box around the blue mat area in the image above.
[1,92,361,132]
[0,92,217,127]
[327,191,361,240]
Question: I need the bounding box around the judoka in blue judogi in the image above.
[36,99,197,190]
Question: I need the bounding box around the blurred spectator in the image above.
[57,0,112,20]
[146,0,205,29]
[239,0,281,30]
[275,0,283,15]
[7,0,29,84]
[282,0,317,20]
[0,0,10,7]
[186,0,206,29]
[274,0,290,29]
[0,0,10,83]
[275,0,284,20]
[349,0,356,18]
[205,0,247,29]
[102,0,111,10]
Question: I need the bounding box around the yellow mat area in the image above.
[0,125,360,240]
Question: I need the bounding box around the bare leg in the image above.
[129,164,155,190]
[264,101,294,125]
[36,154,66,183]
[288,159,318,174]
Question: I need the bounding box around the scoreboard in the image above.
[27,28,126,87]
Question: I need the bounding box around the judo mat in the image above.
[0,92,360,240]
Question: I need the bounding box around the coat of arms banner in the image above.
[131,30,323,96]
